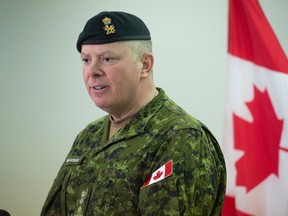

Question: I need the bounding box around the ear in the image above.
[140,52,154,78]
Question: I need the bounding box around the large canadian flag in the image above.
[222,0,288,215]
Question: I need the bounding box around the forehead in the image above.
[81,41,132,55]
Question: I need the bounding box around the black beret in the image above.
[76,11,151,52]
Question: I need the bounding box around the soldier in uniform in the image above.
[41,11,226,215]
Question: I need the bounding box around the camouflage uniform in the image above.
[41,88,226,216]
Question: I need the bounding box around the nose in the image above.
[87,60,103,77]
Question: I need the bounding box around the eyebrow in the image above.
[81,50,117,57]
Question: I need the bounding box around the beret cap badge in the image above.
[102,17,115,35]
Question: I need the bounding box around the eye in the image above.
[100,56,116,65]
[80,54,91,64]
[81,58,87,63]
[101,56,111,62]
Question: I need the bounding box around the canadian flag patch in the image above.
[141,160,173,189]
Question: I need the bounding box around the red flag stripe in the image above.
[228,0,288,74]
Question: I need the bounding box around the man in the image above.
[41,11,226,215]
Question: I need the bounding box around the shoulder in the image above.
[71,115,108,148]
[152,94,223,158]
[78,115,108,135]
[158,96,204,133]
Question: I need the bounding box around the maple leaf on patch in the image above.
[153,170,163,180]
[233,85,283,192]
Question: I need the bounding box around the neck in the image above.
[110,88,158,125]
[109,88,158,137]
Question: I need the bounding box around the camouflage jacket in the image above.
[41,88,226,216]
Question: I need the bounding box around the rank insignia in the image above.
[102,17,116,35]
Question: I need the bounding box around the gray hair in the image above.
[125,40,153,60]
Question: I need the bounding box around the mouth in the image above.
[93,85,107,90]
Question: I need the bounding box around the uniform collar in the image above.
[108,88,167,143]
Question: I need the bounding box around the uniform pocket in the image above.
[61,168,92,216]
[70,186,92,216]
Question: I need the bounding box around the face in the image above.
[81,42,144,115]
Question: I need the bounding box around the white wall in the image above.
[0,1,287,215]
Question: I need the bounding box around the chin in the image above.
[93,100,109,110]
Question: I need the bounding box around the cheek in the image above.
[82,70,89,85]
[109,64,141,89]
[117,71,138,88]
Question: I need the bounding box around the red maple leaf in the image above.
[233,85,284,192]
[153,170,163,180]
